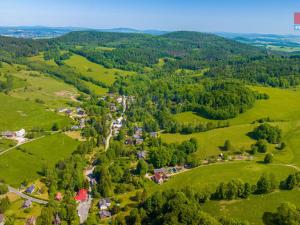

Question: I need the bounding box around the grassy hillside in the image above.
[155,161,296,192]
[0,133,79,186]
[0,93,71,132]
[64,53,135,86]
[202,189,300,225]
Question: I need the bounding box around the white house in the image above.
[15,129,26,138]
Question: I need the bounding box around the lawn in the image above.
[82,80,109,95]
[202,189,300,225]
[0,133,79,186]
[153,161,296,193]
[64,54,135,86]
[0,139,17,152]
[0,93,71,132]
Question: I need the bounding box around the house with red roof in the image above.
[55,192,63,201]
[74,189,88,202]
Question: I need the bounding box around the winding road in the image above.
[7,186,48,205]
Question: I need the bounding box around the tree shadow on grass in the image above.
[262,212,276,225]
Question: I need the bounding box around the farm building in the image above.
[74,189,88,202]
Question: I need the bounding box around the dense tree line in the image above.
[252,123,282,144]
[116,188,250,225]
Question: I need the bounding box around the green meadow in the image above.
[202,189,300,225]
[10,70,79,108]
[0,93,71,132]
[64,54,135,86]
[155,161,296,193]
[157,86,300,224]
[0,133,79,186]
[164,86,300,160]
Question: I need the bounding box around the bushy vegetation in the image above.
[252,123,282,143]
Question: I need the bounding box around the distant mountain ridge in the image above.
[0,26,168,38]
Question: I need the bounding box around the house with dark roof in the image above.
[1,131,15,138]
[99,210,111,219]
[23,199,32,208]
[137,151,146,159]
[74,189,88,202]
[25,185,35,194]
[99,198,111,210]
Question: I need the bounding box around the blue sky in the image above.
[0,0,299,34]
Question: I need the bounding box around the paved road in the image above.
[8,186,48,205]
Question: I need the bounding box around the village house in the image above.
[153,173,164,184]
[23,199,32,208]
[125,138,133,145]
[25,185,35,194]
[150,132,158,138]
[137,151,146,160]
[116,97,123,104]
[110,103,117,112]
[71,125,79,131]
[76,107,85,116]
[1,131,15,138]
[53,214,61,225]
[55,192,63,201]
[0,214,5,225]
[152,168,168,184]
[74,189,88,202]
[65,109,73,116]
[99,210,111,219]
[79,118,85,128]
[15,128,26,138]
[98,198,111,210]
[25,216,36,225]
[135,138,144,145]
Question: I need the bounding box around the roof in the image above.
[26,185,35,193]
[154,168,166,174]
[23,199,32,208]
[154,173,162,181]
[75,189,88,202]
[99,198,111,205]
[99,210,111,218]
[55,192,63,200]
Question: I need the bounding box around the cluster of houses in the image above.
[74,189,112,220]
[112,117,123,137]
[58,107,86,131]
[152,168,168,184]
[151,167,183,184]
[98,198,112,219]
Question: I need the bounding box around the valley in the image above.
[0,30,300,225]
